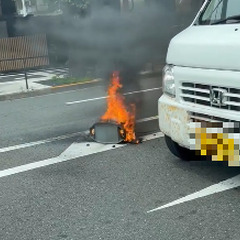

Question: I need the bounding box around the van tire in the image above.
[164,135,198,161]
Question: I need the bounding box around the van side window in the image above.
[226,0,239,16]
[201,0,224,24]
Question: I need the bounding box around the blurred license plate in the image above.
[190,122,240,164]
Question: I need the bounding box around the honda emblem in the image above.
[210,88,227,107]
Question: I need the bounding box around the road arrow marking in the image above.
[0,132,163,179]
[0,131,87,153]
[0,116,159,154]
[147,174,240,213]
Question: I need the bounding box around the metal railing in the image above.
[0,34,49,89]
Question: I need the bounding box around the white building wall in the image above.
[15,0,48,16]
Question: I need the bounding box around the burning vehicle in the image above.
[90,71,140,144]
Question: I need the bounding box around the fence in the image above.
[0,34,49,72]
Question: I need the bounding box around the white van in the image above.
[158,0,240,161]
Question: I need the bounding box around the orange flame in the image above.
[101,71,136,142]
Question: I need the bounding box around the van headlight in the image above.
[162,65,175,97]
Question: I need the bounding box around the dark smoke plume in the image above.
[67,2,174,79]
[15,1,175,76]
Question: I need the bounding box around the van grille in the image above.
[180,83,240,111]
[190,112,234,123]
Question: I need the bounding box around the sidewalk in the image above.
[0,64,162,99]
[0,67,69,96]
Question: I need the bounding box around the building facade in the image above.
[14,0,49,17]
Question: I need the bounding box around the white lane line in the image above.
[136,116,158,123]
[0,131,87,154]
[147,174,240,213]
[66,87,162,105]
[124,87,162,96]
[0,132,164,179]
[66,96,107,105]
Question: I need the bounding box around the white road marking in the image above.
[0,116,159,154]
[141,132,163,141]
[0,74,22,78]
[124,87,162,96]
[66,96,107,105]
[136,116,158,123]
[0,131,87,154]
[66,87,162,105]
[0,132,163,179]
[147,174,240,213]
[0,81,21,85]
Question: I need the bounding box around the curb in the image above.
[0,70,161,101]
[50,78,101,89]
[0,78,102,101]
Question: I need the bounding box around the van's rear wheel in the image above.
[164,135,199,161]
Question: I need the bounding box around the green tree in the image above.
[60,0,90,10]
[44,0,90,15]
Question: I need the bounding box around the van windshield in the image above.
[198,0,240,25]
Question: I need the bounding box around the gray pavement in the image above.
[1,134,240,240]
[0,75,160,148]
[0,75,240,240]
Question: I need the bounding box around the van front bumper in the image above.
[159,93,240,150]
[158,95,191,148]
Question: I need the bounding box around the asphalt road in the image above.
[0,75,240,240]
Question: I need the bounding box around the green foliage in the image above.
[51,75,92,86]
[43,0,90,11]
[45,0,91,16]
[60,0,90,10]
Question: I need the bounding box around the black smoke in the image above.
[66,1,174,83]
[13,0,197,88]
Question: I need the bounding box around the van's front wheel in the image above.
[164,135,198,161]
